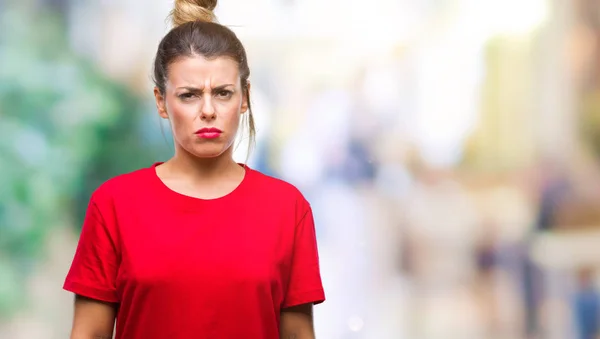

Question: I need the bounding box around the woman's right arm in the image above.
[70,295,117,339]
[64,192,121,339]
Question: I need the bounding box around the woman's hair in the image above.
[153,0,255,156]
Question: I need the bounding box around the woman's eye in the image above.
[217,90,232,98]
[179,93,196,100]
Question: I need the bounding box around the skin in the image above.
[70,55,316,338]
[70,295,116,339]
[280,304,316,339]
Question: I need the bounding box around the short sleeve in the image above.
[63,194,120,303]
[282,203,325,308]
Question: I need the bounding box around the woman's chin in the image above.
[179,141,233,159]
[189,147,228,159]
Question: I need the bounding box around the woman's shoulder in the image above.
[90,166,155,203]
[247,168,309,205]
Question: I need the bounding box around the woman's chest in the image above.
[115,207,294,293]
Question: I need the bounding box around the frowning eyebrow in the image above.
[176,84,235,92]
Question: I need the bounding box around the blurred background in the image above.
[3,0,600,338]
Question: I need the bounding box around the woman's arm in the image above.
[70,295,117,339]
[280,303,315,339]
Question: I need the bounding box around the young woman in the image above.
[63,1,325,338]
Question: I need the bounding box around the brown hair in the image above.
[153,0,255,157]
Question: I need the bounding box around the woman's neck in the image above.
[165,147,242,184]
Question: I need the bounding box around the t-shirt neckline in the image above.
[149,162,251,205]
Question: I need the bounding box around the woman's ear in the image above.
[154,87,169,119]
[241,81,251,114]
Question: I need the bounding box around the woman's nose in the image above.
[200,96,216,120]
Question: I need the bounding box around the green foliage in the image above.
[0,5,168,317]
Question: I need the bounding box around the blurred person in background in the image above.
[573,267,600,339]
[521,161,570,339]
[474,221,500,335]
[62,1,325,338]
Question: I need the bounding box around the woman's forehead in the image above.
[168,55,240,86]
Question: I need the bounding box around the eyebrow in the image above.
[176,84,235,92]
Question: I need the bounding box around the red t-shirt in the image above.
[63,163,325,339]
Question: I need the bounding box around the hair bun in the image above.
[171,0,218,27]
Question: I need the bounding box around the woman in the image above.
[63,1,325,338]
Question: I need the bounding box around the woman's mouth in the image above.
[195,127,222,139]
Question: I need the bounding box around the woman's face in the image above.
[154,55,249,159]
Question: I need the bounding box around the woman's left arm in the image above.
[280,303,314,339]
[280,197,324,339]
